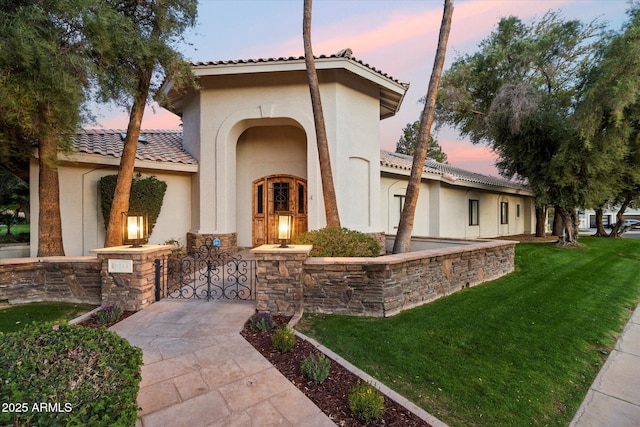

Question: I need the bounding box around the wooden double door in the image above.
[252,175,307,246]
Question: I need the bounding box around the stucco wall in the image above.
[185,68,385,240]
[380,174,535,238]
[30,160,192,256]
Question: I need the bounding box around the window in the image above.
[395,195,406,216]
[469,199,479,226]
[298,183,305,214]
[273,182,290,212]
[256,184,263,214]
[500,202,509,224]
[393,195,405,229]
[516,204,521,218]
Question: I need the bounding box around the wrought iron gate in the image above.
[155,238,257,301]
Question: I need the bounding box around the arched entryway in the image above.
[252,175,307,246]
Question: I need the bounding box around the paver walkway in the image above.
[109,300,334,427]
[570,304,640,426]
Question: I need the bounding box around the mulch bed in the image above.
[240,315,432,426]
[76,310,136,328]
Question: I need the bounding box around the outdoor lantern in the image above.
[122,212,148,248]
[277,214,293,248]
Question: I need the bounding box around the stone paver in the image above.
[110,300,334,427]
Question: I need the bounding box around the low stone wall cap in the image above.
[250,244,313,254]
[90,244,173,254]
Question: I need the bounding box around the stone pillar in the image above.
[91,245,172,311]
[251,244,312,315]
[187,232,238,255]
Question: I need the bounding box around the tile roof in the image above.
[380,150,529,191]
[70,129,197,165]
[190,48,410,89]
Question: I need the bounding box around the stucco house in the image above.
[29,50,534,256]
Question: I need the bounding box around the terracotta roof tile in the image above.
[71,129,197,165]
[380,150,529,191]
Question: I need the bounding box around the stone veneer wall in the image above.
[0,257,102,305]
[187,232,238,256]
[251,245,313,315]
[302,240,516,317]
[92,245,172,312]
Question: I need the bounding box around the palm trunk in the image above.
[393,0,454,254]
[104,69,152,247]
[37,134,65,256]
[303,0,340,228]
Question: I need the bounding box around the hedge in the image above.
[0,323,143,426]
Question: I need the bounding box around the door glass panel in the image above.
[257,184,263,214]
[298,183,305,214]
[273,182,290,212]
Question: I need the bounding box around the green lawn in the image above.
[298,237,640,427]
[0,302,96,333]
[0,224,30,235]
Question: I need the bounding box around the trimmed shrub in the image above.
[95,305,123,325]
[292,227,380,257]
[300,353,331,384]
[249,311,276,332]
[0,323,143,426]
[348,381,385,423]
[99,174,167,239]
[271,325,296,352]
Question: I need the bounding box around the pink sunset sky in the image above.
[91,0,629,176]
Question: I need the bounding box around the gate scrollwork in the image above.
[155,238,256,301]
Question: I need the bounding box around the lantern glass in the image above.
[277,215,292,247]
[122,212,148,247]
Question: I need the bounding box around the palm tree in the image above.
[393,0,454,253]
[302,0,341,228]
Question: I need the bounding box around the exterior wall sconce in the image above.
[277,214,293,248]
[122,212,149,248]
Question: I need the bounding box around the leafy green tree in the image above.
[576,7,640,237]
[95,0,198,247]
[436,11,605,244]
[0,168,29,235]
[0,0,96,255]
[396,120,448,163]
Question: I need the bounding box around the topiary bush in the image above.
[99,174,167,239]
[292,227,381,257]
[300,353,331,384]
[0,322,143,426]
[271,325,296,353]
[348,381,385,423]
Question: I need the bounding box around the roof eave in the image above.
[165,56,409,119]
[58,152,198,173]
[381,163,533,196]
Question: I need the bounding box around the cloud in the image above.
[88,103,181,130]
